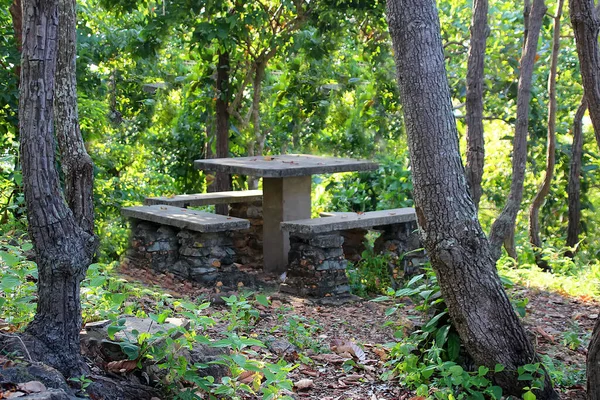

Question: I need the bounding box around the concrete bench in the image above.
[143,190,263,208]
[143,191,264,268]
[279,208,424,298]
[122,205,250,283]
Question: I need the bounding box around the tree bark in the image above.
[9,0,22,53]
[570,0,600,150]
[588,316,600,398]
[565,98,587,257]
[488,0,547,261]
[528,0,564,271]
[385,0,558,397]
[464,0,488,210]
[20,0,95,377]
[214,51,231,215]
[247,59,268,190]
[54,0,95,236]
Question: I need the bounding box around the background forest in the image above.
[1,0,600,398]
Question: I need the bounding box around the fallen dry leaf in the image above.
[106,359,138,373]
[330,338,366,362]
[373,347,388,361]
[17,381,46,393]
[534,326,555,343]
[294,379,314,391]
[5,391,26,398]
[238,370,263,384]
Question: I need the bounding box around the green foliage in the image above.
[280,315,323,352]
[0,240,37,330]
[347,249,394,297]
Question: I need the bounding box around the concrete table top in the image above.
[194,154,378,178]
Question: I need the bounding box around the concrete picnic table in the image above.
[194,154,378,273]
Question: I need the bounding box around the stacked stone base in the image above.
[229,202,263,267]
[125,221,238,283]
[280,232,351,298]
[373,220,426,282]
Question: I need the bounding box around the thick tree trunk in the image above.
[488,0,547,261]
[464,0,488,210]
[570,0,600,150]
[528,0,564,270]
[214,51,231,215]
[565,98,587,257]
[588,316,600,398]
[20,0,95,377]
[54,0,95,235]
[385,0,558,397]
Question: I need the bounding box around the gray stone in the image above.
[316,260,348,271]
[190,267,217,276]
[146,241,177,252]
[0,364,74,395]
[308,234,344,248]
[179,246,211,257]
[171,260,190,278]
[110,317,190,342]
[281,208,417,235]
[246,205,263,218]
[144,190,263,207]
[121,205,249,233]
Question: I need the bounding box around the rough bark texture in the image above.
[565,98,587,257]
[214,51,231,215]
[588,316,600,398]
[570,0,600,150]
[464,0,488,210]
[20,0,95,377]
[385,0,558,397]
[54,0,95,235]
[528,0,564,270]
[247,59,267,190]
[488,0,547,261]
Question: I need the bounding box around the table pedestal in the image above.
[262,176,311,273]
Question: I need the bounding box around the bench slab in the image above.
[144,190,263,207]
[122,205,250,232]
[281,208,416,234]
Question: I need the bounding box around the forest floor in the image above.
[116,263,597,400]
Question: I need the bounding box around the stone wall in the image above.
[125,221,237,283]
[373,220,426,280]
[228,201,263,268]
[280,232,351,298]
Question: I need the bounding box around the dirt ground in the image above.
[117,264,596,399]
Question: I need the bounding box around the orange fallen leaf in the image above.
[106,359,138,373]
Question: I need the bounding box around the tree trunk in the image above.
[570,0,600,150]
[247,59,267,190]
[215,51,231,215]
[385,0,558,397]
[528,0,564,271]
[9,0,22,53]
[464,0,488,210]
[488,0,547,261]
[588,316,600,398]
[20,0,95,377]
[54,0,95,235]
[565,98,587,257]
